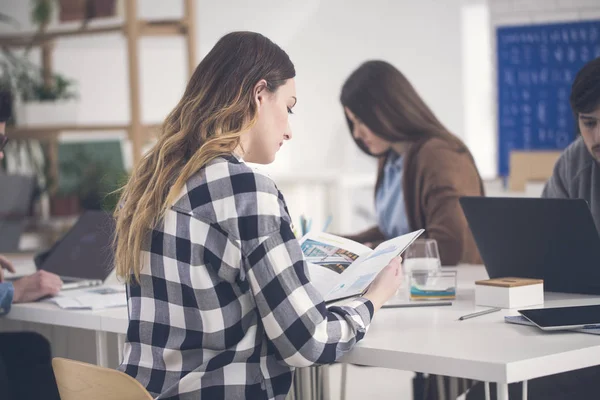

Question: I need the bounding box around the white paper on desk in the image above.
[49,293,127,310]
[45,286,127,310]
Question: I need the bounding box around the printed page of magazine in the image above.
[299,232,372,299]
[324,230,424,301]
[300,230,423,302]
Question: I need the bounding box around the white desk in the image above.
[341,266,600,399]
[3,295,128,366]
[5,264,600,400]
[1,255,128,367]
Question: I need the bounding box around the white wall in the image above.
[0,0,466,178]
[197,0,466,176]
[461,0,495,179]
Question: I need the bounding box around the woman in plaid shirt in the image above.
[114,31,403,400]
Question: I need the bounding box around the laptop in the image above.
[0,175,36,252]
[519,305,600,331]
[35,210,117,290]
[459,197,600,295]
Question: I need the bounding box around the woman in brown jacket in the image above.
[341,60,483,266]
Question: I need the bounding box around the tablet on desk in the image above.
[519,305,600,331]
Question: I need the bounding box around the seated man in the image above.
[542,57,600,232]
[0,89,63,400]
[467,57,600,400]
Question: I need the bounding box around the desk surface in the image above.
[342,266,600,384]
[3,255,129,333]
[5,262,600,385]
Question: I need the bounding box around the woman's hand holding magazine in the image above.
[363,256,403,311]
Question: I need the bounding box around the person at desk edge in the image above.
[542,56,600,233]
[0,89,62,400]
[341,60,484,266]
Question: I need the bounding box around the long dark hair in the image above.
[115,31,295,283]
[340,60,465,156]
[571,56,600,134]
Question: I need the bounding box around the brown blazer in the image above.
[351,137,484,265]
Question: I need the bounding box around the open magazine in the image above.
[300,229,424,302]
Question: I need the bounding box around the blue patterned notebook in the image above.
[504,315,600,335]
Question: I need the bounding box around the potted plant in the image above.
[50,189,81,216]
[0,3,80,127]
[58,0,118,23]
[29,0,118,26]
[0,51,79,127]
[54,144,127,215]
[13,67,79,127]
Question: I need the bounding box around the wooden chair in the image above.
[52,357,152,400]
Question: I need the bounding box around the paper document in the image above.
[45,285,127,310]
[300,230,424,302]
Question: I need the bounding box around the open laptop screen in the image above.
[37,211,116,281]
[460,197,600,295]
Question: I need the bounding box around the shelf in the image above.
[1,0,195,174]
[139,19,187,36]
[6,123,161,140]
[0,19,187,47]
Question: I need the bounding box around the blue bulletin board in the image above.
[497,20,600,176]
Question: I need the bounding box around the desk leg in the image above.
[321,365,330,400]
[449,377,458,400]
[522,380,527,400]
[117,333,126,363]
[436,375,447,400]
[302,367,312,399]
[496,383,509,400]
[95,331,108,367]
[484,382,490,400]
[340,364,348,400]
[314,367,320,400]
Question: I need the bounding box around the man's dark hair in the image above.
[0,89,13,123]
[570,57,600,124]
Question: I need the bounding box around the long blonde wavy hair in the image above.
[114,31,295,283]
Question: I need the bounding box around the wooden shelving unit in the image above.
[1,0,197,190]
[0,19,189,47]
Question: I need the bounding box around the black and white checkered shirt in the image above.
[119,154,374,399]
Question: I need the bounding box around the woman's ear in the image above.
[253,79,268,108]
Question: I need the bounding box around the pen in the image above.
[382,301,452,309]
[458,307,502,321]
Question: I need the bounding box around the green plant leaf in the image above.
[30,0,53,26]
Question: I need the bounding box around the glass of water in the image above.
[404,239,441,271]
[403,239,442,287]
